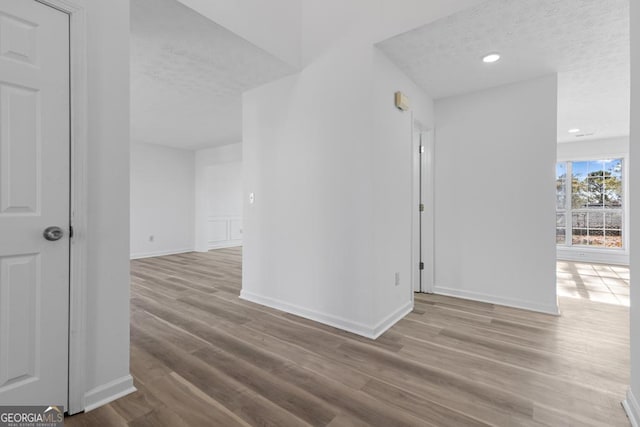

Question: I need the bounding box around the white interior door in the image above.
[0,0,70,408]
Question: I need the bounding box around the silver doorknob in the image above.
[43,226,64,241]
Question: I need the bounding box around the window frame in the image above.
[556,154,628,252]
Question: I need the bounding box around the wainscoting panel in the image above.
[207,220,227,243]
[230,219,243,240]
[207,216,242,249]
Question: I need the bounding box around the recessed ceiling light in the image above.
[482,53,501,63]
[568,128,581,134]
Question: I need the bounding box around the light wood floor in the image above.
[66,248,631,426]
[557,260,630,307]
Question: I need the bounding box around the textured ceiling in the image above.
[377,0,630,143]
[130,0,296,150]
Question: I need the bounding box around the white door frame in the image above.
[420,130,435,294]
[412,123,422,293]
[412,121,435,294]
[35,0,88,415]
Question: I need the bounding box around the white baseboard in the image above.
[240,290,412,339]
[208,241,242,250]
[432,286,560,316]
[130,248,194,260]
[84,374,136,412]
[371,301,414,339]
[623,389,640,427]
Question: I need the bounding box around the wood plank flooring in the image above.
[66,248,631,426]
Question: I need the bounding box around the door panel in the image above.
[0,254,39,388]
[0,83,40,215]
[0,12,38,65]
[0,0,70,408]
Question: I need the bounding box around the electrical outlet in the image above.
[395,272,400,286]
[149,235,154,242]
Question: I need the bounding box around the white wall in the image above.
[194,143,243,251]
[130,142,242,257]
[175,0,301,67]
[557,137,630,265]
[242,30,434,337]
[557,136,629,160]
[433,75,559,315]
[625,0,640,423]
[241,0,492,339]
[79,0,133,410]
[242,48,378,337]
[371,49,434,322]
[130,143,195,259]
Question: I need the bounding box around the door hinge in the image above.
[419,262,424,270]
[419,203,425,212]
[69,225,74,239]
[419,145,425,153]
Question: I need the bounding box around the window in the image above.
[556,159,623,249]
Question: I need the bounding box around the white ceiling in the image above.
[130,0,296,150]
[377,0,630,143]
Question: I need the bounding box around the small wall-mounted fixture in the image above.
[395,91,409,111]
